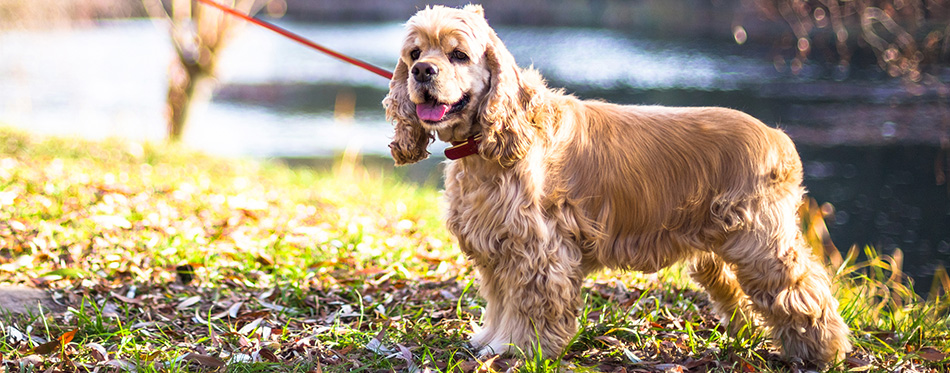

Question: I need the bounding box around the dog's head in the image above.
[383,5,538,167]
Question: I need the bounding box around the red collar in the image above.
[444,135,481,160]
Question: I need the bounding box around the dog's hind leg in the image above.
[688,252,755,333]
[714,194,852,367]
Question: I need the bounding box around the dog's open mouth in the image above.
[416,93,470,123]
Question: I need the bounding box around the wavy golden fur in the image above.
[383,5,851,367]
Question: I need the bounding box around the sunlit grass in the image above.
[0,126,948,372]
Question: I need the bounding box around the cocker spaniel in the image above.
[383,4,851,367]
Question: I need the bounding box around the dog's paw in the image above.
[469,327,492,349]
[471,328,513,358]
[477,340,512,358]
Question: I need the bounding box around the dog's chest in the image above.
[443,162,549,263]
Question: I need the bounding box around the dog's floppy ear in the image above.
[477,32,537,168]
[383,58,432,165]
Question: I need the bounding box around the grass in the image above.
[0,125,948,372]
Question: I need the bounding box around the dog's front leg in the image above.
[470,239,583,359]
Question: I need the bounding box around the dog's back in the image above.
[548,100,804,272]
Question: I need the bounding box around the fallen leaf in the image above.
[237,334,252,347]
[238,318,263,335]
[846,356,871,370]
[458,360,478,373]
[237,310,270,321]
[87,343,108,362]
[130,321,158,330]
[366,336,393,355]
[740,360,755,372]
[209,309,230,320]
[396,344,419,372]
[654,363,685,372]
[193,308,210,325]
[29,339,60,356]
[918,347,948,362]
[110,292,141,305]
[258,299,290,312]
[26,328,75,355]
[259,348,279,362]
[103,359,136,371]
[176,295,201,310]
[58,329,77,346]
[683,357,713,369]
[258,285,279,302]
[181,353,225,368]
[229,353,252,364]
[622,348,642,363]
[228,301,244,318]
[594,335,623,348]
[256,252,275,266]
[102,302,119,318]
[477,355,499,372]
[6,326,26,342]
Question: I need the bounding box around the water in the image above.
[1,20,947,290]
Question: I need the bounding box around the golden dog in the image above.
[383,5,851,366]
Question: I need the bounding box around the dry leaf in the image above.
[58,329,77,346]
[29,339,60,356]
[209,309,230,320]
[130,321,158,330]
[594,335,623,348]
[846,356,871,370]
[110,292,142,305]
[26,328,76,356]
[176,295,202,310]
[103,359,136,371]
[228,301,244,318]
[655,363,685,372]
[258,299,290,312]
[237,310,270,321]
[476,355,499,372]
[258,286,278,301]
[458,360,478,373]
[259,348,279,362]
[918,347,948,362]
[395,344,419,372]
[229,353,252,364]
[181,352,225,368]
[102,303,119,318]
[238,317,263,335]
[87,343,108,362]
[365,336,393,355]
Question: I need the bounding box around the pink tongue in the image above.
[416,102,450,122]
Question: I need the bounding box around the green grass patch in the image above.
[0,126,948,372]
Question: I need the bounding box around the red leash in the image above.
[195,0,394,80]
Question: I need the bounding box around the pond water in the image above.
[1,20,947,291]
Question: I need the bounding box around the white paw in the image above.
[470,327,492,349]
[477,339,512,358]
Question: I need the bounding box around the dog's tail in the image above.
[765,128,805,195]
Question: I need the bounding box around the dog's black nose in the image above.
[411,62,438,83]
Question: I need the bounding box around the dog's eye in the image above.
[409,49,421,60]
[451,50,469,62]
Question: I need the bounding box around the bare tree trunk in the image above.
[166,54,210,141]
[144,0,276,142]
